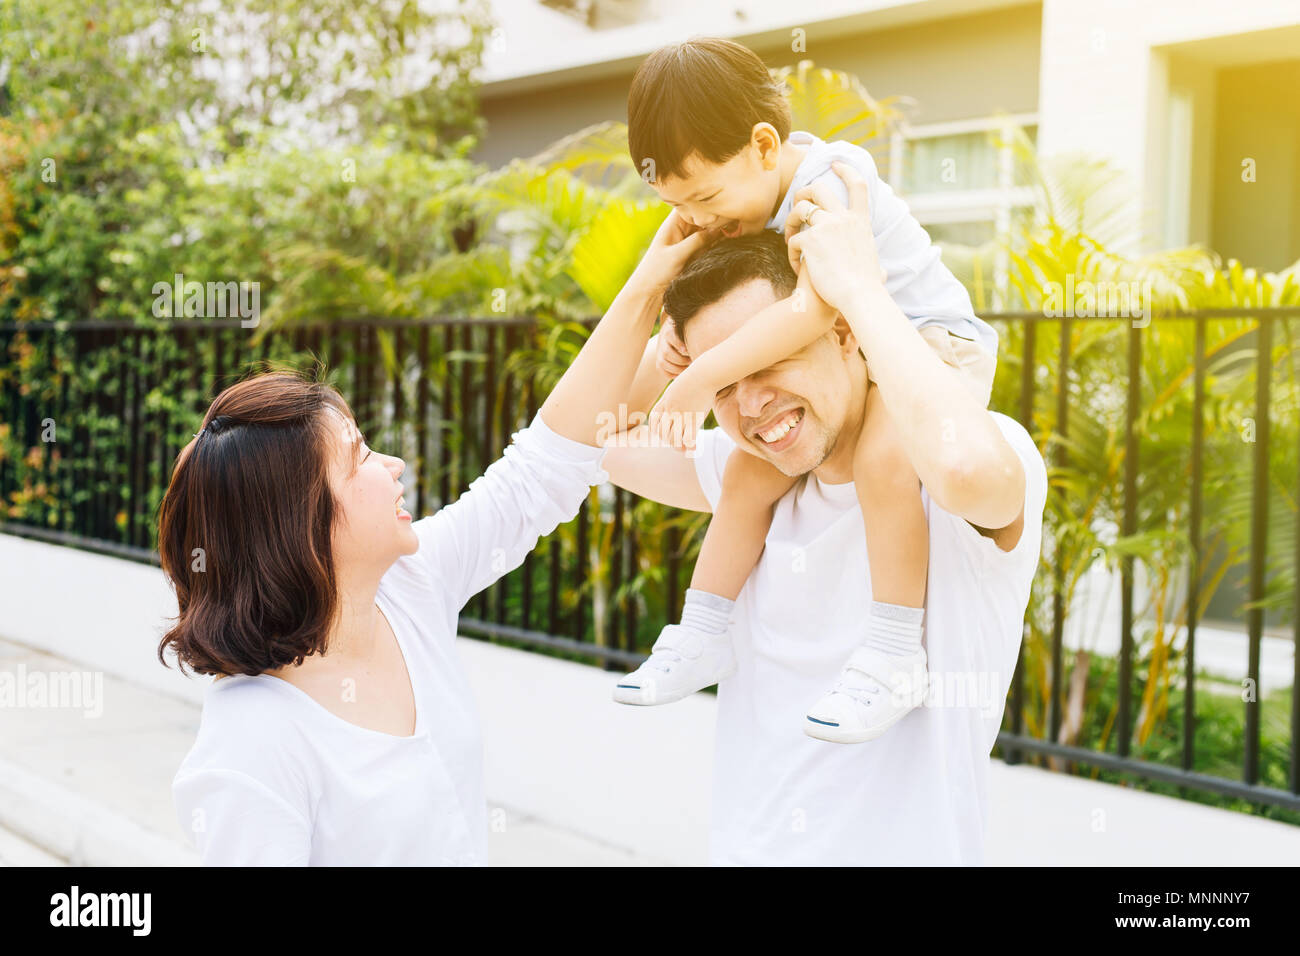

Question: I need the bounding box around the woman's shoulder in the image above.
[378,545,456,626]
[175,675,312,786]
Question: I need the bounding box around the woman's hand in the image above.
[655,314,692,378]
[631,208,718,299]
[647,366,715,452]
[783,161,887,316]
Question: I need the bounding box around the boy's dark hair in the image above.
[663,230,797,337]
[628,36,791,183]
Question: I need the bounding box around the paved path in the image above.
[0,636,663,866]
[3,633,1297,866]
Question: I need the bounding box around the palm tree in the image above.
[459,61,902,653]
[948,131,1300,784]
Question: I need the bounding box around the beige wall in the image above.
[761,2,1041,127]
[1210,59,1300,272]
[1038,0,1300,253]
[1165,55,1218,251]
[473,4,1042,169]
[476,75,631,168]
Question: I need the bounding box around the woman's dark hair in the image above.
[628,36,791,183]
[157,370,357,677]
[664,230,798,337]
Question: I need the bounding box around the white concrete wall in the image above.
[4,532,1298,865]
[0,535,199,705]
[0,533,713,862]
[1037,0,1300,250]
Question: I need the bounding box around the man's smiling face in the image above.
[679,278,861,478]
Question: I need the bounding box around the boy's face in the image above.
[650,127,783,239]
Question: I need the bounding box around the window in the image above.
[890,115,1038,307]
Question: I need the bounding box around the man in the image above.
[600,164,1048,865]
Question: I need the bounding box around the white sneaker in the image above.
[803,644,929,743]
[613,623,736,706]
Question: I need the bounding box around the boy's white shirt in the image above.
[693,415,1048,865]
[765,130,1000,361]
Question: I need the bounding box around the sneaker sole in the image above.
[802,700,917,744]
[611,684,696,706]
[611,667,736,706]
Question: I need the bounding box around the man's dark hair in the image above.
[664,230,797,337]
[628,36,791,183]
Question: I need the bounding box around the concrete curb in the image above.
[0,755,196,867]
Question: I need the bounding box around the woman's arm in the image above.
[626,333,672,419]
[174,769,312,866]
[540,211,717,445]
[411,210,717,608]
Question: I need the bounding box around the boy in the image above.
[611,37,998,743]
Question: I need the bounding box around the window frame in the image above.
[890,113,1039,307]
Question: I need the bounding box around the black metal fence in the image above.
[1,311,1298,815]
[0,316,667,669]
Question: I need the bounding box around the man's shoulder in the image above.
[988,412,1047,483]
[928,412,1047,565]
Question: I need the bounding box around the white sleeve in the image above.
[936,417,1048,573]
[809,145,980,338]
[690,427,736,511]
[411,413,609,611]
[173,769,312,867]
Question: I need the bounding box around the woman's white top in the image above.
[172,415,608,865]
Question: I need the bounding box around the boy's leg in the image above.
[803,380,930,743]
[614,448,796,706]
[805,327,997,742]
[855,378,929,631]
[691,446,798,600]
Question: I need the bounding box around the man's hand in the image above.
[632,208,718,299]
[784,161,887,315]
[656,314,692,378]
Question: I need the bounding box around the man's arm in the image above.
[787,163,1024,533]
[627,334,671,416]
[845,285,1024,532]
[602,334,713,511]
[602,440,712,513]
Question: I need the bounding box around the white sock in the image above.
[680,588,734,636]
[866,601,924,656]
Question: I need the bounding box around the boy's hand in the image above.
[656,314,692,378]
[792,265,840,323]
[647,368,713,453]
[633,208,718,298]
[784,161,889,311]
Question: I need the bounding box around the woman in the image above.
[161,209,714,865]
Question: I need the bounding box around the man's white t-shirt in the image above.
[766,130,1000,361]
[692,413,1048,865]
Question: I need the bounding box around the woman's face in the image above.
[326,408,418,574]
